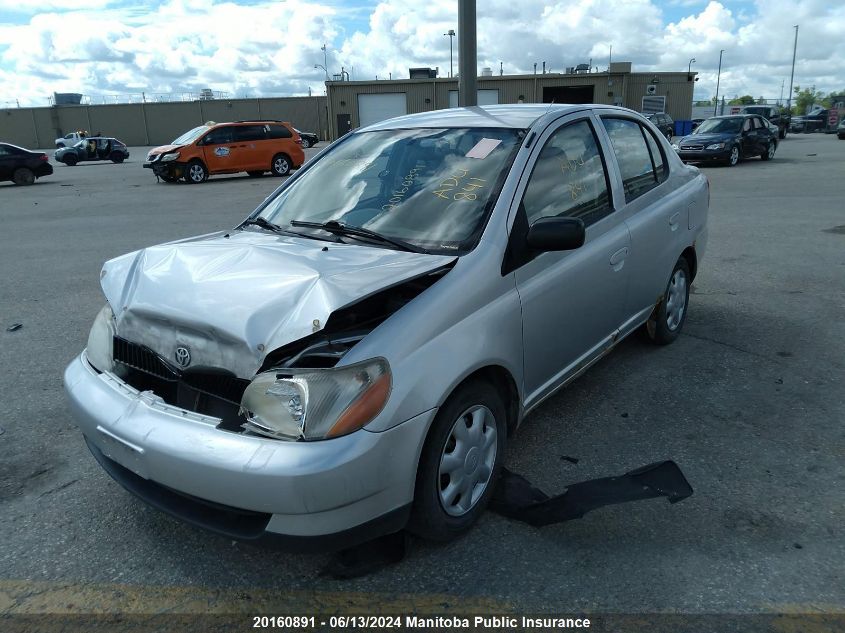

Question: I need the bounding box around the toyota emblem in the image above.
[174,346,191,368]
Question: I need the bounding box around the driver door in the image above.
[510,116,630,406]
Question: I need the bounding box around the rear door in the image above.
[0,144,16,180]
[200,126,236,173]
[231,124,267,171]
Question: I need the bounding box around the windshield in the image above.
[259,127,523,254]
[694,118,742,134]
[171,125,209,145]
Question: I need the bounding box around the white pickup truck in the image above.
[55,131,89,148]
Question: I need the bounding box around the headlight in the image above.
[160,151,180,162]
[706,143,726,150]
[240,358,391,441]
[671,143,679,150]
[86,304,115,372]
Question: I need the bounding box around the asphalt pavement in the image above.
[1,135,843,618]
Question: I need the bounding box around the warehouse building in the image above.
[326,62,696,140]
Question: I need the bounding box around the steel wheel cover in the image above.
[438,405,498,517]
[666,268,687,331]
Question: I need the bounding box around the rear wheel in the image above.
[12,167,35,186]
[110,152,124,163]
[408,379,506,541]
[761,141,775,161]
[300,138,311,149]
[184,160,207,184]
[645,257,691,345]
[64,154,78,166]
[271,153,291,176]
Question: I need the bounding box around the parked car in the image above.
[65,104,708,548]
[673,114,777,166]
[738,105,789,139]
[55,130,88,148]
[647,112,675,140]
[294,128,319,148]
[144,120,305,183]
[0,142,53,185]
[838,119,845,140]
[55,137,129,165]
[790,108,828,133]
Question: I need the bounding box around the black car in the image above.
[647,112,675,140]
[673,114,777,166]
[0,142,53,185]
[294,128,319,148]
[790,109,828,133]
[54,137,130,165]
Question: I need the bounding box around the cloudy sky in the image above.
[0,0,842,107]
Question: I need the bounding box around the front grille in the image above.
[113,336,249,429]
[681,144,705,151]
[113,336,179,380]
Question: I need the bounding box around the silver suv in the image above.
[64,105,709,547]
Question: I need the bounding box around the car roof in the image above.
[360,104,622,132]
[2,142,35,152]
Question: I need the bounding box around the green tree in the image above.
[728,95,756,105]
[791,86,827,114]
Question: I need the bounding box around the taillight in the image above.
[294,138,303,145]
[39,154,49,161]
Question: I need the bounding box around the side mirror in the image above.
[525,217,586,252]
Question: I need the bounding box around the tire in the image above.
[779,128,786,140]
[726,145,740,167]
[64,154,78,166]
[408,379,507,542]
[271,153,291,176]
[644,257,691,345]
[247,171,265,177]
[56,143,65,148]
[184,160,207,184]
[110,153,124,163]
[12,167,35,186]
[300,138,311,149]
[761,141,775,161]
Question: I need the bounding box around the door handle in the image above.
[609,247,628,270]
[669,211,681,231]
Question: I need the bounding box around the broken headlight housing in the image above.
[240,358,391,441]
[86,304,116,373]
[160,151,180,162]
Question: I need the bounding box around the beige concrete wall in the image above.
[0,96,328,149]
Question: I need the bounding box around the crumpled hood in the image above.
[101,231,455,378]
[147,144,182,157]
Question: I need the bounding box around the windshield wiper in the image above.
[240,216,340,242]
[289,220,429,254]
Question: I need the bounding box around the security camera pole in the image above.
[458,0,477,106]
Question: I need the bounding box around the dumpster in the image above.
[674,120,693,136]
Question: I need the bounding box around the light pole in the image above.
[713,49,724,116]
[314,64,328,81]
[787,25,798,115]
[320,44,328,77]
[444,29,455,77]
[688,57,696,76]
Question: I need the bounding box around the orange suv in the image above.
[143,120,305,183]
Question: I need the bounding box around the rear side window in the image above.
[201,126,233,145]
[601,118,661,202]
[266,124,293,139]
[233,125,266,142]
[522,119,613,228]
[643,130,668,184]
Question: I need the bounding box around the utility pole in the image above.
[779,79,785,105]
[457,0,477,106]
[321,44,328,78]
[444,29,455,78]
[787,25,798,115]
[713,49,724,117]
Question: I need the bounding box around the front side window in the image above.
[201,126,233,145]
[601,118,659,202]
[522,119,612,228]
[260,127,524,254]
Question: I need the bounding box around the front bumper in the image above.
[143,161,185,178]
[63,352,433,547]
[676,147,731,162]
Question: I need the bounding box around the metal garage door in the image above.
[448,89,499,108]
[358,93,407,128]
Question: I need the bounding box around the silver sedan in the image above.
[64,104,708,548]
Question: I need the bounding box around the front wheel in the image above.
[726,145,740,167]
[761,141,775,161]
[184,160,207,184]
[300,138,311,149]
[12,167,35,185]
[64,154,78,166]
[408,380,506,542]
[271,153,291,176]
[645,257,691,345]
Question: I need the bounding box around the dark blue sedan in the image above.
[673,114,777,167]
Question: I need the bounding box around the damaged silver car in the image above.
[64,105,708,547]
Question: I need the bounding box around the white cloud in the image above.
[1,0,843,107]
